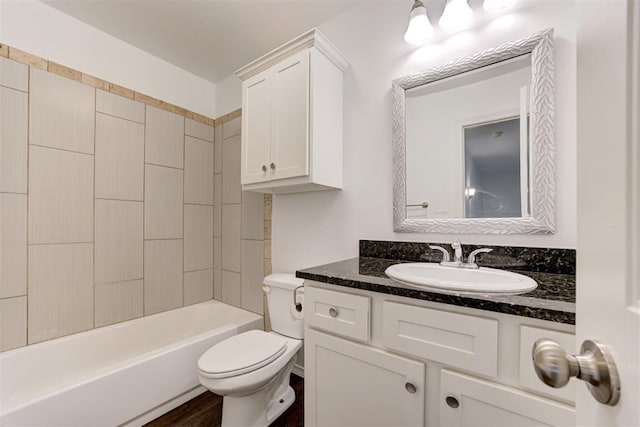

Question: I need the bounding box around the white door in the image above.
[572,1,639,426]
[241,70,272,184]
[271,49,309,181]
[304,328,425,427]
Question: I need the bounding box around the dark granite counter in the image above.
[296,257,576,325]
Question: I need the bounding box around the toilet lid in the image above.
[198,330,288,379]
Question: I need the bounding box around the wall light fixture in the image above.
[404,0,434,45]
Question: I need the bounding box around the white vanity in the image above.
[299,253,576,427]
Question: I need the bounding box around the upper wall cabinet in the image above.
[235,29,348,194]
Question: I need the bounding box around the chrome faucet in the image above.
[429,241,493,269]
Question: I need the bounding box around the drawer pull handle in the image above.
[329,307,339,317]
[445,395,459,408]
[405,382,417,394]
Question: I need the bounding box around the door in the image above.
[573,1,639,425]
[271,49,309,181]
[241,70,272,184]
[304,328,424,427]
[439,370,575,426]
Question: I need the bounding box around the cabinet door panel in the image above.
[242,72,271,184]
[271,49,309,181]
[305,329,424,427]
[440,370,575,427]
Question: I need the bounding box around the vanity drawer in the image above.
[304,286,371,342]
[519,325,576,404]
[382,301,498,377]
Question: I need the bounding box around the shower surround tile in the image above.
[0,193,27,298]
[95,280,144,327]
[0,85,28,193]
[29,68,95,154]
[145,106,184,169]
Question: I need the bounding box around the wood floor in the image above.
[144,375,304,427]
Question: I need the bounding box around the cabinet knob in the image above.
[445,395,459,408]
[328,307,339,317]
[261,165,267,172]
[270,162,276,170]
[405,382,417,394]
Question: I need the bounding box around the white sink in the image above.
[385,263,538,295]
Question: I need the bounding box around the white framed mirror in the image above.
[392,29,555,234]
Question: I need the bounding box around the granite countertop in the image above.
[296,257,576,325]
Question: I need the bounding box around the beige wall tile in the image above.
[184,269,213,306]
[185,118,214,142]
[222,135,241,204]
[264,194,272,221]
[81,74,109,91]
[241,191,264,240]
[0,296,27,351]
[241,240,264,315]
[184,204,213,272]
[145,106,184,168]
[264,258,272,276]
[0,44,7,58]
[0,86,28,193]
[30,68,95,154]
[221,270,241,307]
[213,238,222,301]
[214,125,222,174]
[109,83,134,100]
[28,243,94,343]
[95,200,143,284]
[9,47,46,70]
[95,280,143,327]
[47,61,81,82]
[264,220,272,240]
[96,89,145,124]
[95,113,144,201]
[222,117,241,140]
[134,91,161,108]
[0,194,27,298]
[144,239,183,315]
[213,174,222,237]
[144,165,183,239]
[221,204,241,272]
[184,136,214,205]
[29,146,94,244]
[0,56,28,92]
[264,239,272,259]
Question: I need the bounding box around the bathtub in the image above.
[0,300,263,426]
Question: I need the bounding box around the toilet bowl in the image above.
[198,274,304,426]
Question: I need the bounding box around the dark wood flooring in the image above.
[144,374,304,427]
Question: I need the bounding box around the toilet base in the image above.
[266,385,295,424]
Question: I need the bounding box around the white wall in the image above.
[0,0,216,117]
[215,0,578,273]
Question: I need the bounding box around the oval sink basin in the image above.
[385,263,537,295]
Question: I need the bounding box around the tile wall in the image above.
[0,51,267,352]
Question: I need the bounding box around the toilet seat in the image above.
[198,330,288,379]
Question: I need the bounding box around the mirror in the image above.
[392,29,555,234]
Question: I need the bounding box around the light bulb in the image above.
[483,0,516,12]
[404,1,434,45]
[439,0,473,33]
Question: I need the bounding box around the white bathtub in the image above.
[0,300,263,426]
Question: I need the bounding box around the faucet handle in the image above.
[467,248,493,267]
[429,245,450,263]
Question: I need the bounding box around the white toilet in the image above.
[198,274,304,427]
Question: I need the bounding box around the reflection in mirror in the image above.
[392,28,555,234]
[406,55,531,220]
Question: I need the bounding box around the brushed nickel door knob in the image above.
[261,164,267,172]
[328,307,339,317]
[445,395,459,408]
[270,162,276,170]
[532,338,620,406]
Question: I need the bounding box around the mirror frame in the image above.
[392,28,555,234]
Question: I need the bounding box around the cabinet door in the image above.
[241,71,272,184]
[305,328,424,427]
[440,370,575,427]
[270,49,309,181]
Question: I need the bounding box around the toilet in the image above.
[198,274,304,426]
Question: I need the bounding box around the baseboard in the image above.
[292,364,304,378]
[122,385,206,426]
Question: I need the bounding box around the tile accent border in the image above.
[0,43,214,126]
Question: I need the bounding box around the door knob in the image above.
[261,164,267,172]
[270,162,276,170]
[532,338,620,406]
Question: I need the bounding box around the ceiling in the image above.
[44,0,368,83]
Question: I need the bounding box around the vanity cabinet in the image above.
[303,283,576,427]
[235,29,348,194]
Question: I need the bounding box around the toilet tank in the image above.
[264,274,304,339]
